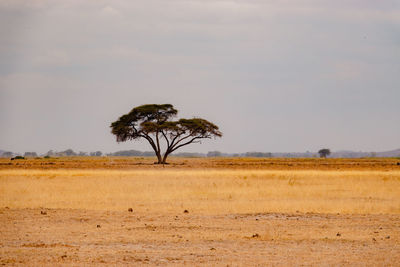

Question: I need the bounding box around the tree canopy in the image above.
[110,104,222,164]
[318,148,331,158]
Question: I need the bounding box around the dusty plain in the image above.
[1,157,400,266]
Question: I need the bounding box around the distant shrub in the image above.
[44,155,51,159]
[318,148,331,158]
[14,156,25,160]
[90,151,103,157]
[62,149,77,156]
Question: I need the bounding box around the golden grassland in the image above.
[1,156,400,170]
[1,158,400,265]
[1,168,399,214]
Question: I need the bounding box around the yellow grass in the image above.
[1,169,400,214]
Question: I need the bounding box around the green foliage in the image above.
[177,118,222,137]
[111,104,178,142]
[110,104,222,164]
[318,148,331,158]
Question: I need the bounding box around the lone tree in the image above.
[318,148,331,158]
[110,104,222,164]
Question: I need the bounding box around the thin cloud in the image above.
[0,0,399,153]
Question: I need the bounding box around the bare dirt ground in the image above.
[1,158,400,266]
[1,208,399,266]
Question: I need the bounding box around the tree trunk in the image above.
[161,146,174,164]
[155,151,163,164]
[161,152,170,164]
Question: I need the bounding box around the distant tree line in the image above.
[1,148,400,159]
[44,149,103,157]
[106,150,155,157]
[0,149,275,158]
[0,149,103,158]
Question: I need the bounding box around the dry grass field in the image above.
[1,156,399,170]
[1,157,400,265]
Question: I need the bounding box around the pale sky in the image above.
[1,0,399,154]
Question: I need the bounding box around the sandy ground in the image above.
[1,208,399,266]
[1,159,399,265]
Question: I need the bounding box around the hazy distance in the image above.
[1,1,399,154]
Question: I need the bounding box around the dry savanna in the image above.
[1,157,400,266]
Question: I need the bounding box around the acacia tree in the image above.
[110,104,222,164]
[318,148,331,158]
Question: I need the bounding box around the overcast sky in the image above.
[1,0,399,154]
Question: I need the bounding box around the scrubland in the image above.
[1,157,400,265]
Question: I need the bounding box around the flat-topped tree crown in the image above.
[110,104,222,164]
[110,104,177,142]
[318,148,331,158]
[177,118,222,138]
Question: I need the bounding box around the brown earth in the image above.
[1,158,400,266]
[1,157,400,170]
[0,208,399,266]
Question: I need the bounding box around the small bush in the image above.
[44,155,51,159]
[14,156,25,160]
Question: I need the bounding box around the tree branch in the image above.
[161,129,170,148]
[140,133,158,154]
[170,137,202,153]
[155,131,161,154]
[168,131,184,149]
[169,131,196,151]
